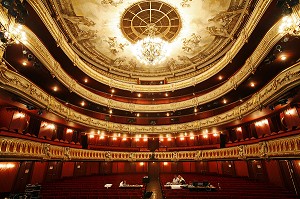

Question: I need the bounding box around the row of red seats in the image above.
[160,173,298,199]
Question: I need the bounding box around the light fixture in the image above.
[132,24,170,65]
[250,82,255,87]
[165,93,169,97]
[22,61,27,66]
[280,55,287,60]
[278,15,300,35]
[0,24,26,47]
[81,101,85,106]
[84,78,88,83]
[53,86,58,92]
[218,75,223,80]
[137,93,141,97]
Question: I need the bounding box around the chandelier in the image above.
[0,24,27,47]
[132,23,170,65]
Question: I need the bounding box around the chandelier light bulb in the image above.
[133,36,170,65]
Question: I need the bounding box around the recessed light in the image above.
[218,75,223,80]
[84,78,88,83]
[53,86,58,92]
[250,82,255,87]
[81,101,85,106]
[223,99,227,104]
[280,55,287,61]
[22,61,27,66]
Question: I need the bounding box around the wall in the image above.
[0,162,20,193]
[265,160,284,187]
[30,162,47,184]
[61,162,75,178]
[234,161,249,177]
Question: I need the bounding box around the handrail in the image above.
[0,134,299,161]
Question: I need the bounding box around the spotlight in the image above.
[33,62,40,68]
[37,109,43,115]
[27,54,33,61]
[1,0,14,9]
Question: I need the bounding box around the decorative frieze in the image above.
[1,135,299,161]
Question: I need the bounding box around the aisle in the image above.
[145,176,163,199]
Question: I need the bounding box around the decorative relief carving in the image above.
[21,18,282,113]
[27,0,271,91]
[182,33,202,54]
[104,37,128,55]
[0,135,299,161]
[42,143,51,159]
[101,0,123,7]
[181,0,193,8]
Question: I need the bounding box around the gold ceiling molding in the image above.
[0,62,299,133]
[1,135,299,161]
[27,0,272,93]
[22,20,283,113]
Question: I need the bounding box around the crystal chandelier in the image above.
[0,24,27,47]
[132,24,170,65]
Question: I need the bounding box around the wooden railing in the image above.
[0,134,299,161]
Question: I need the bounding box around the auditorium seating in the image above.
[160,174,298,199]
[40,174,146,199]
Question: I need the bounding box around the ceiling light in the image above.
[111,88,115,93]
[53,86,58,92]
[132,24,170,65]
[81,101,85,106]
[223,99,227,104]
[166,113,170,117]
[165,93,168,97]
[218,75,223,80]
[84,78,88,83]
[0,24,26,47]
[136,113,140,117]
[250,82,255,87]
[194,107,198,113]
[280,55,287,60]
[109,109,113,114]
[22,61,27,66]
[137,93,141,97]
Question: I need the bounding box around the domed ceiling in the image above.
[50,0,251,82]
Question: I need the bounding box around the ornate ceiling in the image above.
[49,0,251,82]
[1,0,300,135]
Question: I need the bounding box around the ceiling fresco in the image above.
[50,0,251,80]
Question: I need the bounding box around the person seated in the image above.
[172,175,179,185]
[119,180,127,187]
[178,175,186,185]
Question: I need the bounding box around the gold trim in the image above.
[0,62,299,133]
[27,0,272,92]
[22,19,282,112]
[1,135,299,161]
